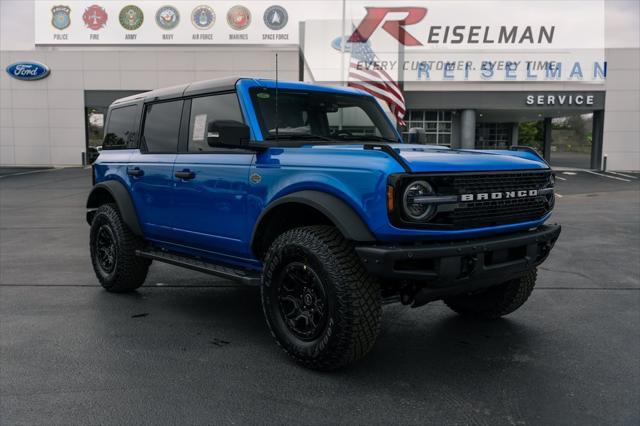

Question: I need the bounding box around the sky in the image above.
[1,0,639,50]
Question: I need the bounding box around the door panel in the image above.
[127,152,177,240]
[127,99,183,241]
[171,153,254,258]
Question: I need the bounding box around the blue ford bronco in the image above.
[87,77,560,370]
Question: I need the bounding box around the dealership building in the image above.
[1,1,638,170]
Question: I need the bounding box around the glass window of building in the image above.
[403,110,453,145]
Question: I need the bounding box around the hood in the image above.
[392,145,548,173]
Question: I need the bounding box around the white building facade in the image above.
[0,1,638,170]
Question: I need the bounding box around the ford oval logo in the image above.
[5,61,51,81]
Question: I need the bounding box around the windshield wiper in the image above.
[265,133,336,142]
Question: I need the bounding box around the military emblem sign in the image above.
[119,5,144,31]
[191,5,215,30]
[227,5,251,30]
[156,6,180,30]
[83,5,108,31]
[51,5,71,30]
[263,5,288,31]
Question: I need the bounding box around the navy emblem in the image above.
[51,5,71,30]
[263,5,288,31]
[191,5,215,30]
[227,5,251,30]
[156,5,180,30]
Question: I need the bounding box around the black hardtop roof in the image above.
[111,76,250,106]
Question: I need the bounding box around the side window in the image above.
[142,100,183,153]
[103,105,136,150]
[188,93,244,152]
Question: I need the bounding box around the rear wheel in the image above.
[261,226,382,370]
[89,203,150,292]
[444,269,537,319]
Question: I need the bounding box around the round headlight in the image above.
[402,180,436,221]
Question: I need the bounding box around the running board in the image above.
[136,249,261,286]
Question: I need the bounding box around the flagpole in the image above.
[340,0,347,86]
[339,0,346,129]
[397,21,406,135]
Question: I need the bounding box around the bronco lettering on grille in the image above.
[460,189,538,202]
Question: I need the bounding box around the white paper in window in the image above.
[192,114,207,141]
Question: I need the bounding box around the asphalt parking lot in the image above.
[1,167,639,425]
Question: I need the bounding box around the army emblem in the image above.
[227,5,251,31]
[119,5,144,31]
[156,5,180,30]
[82,5,108,31]
[191,5,215,30]
[263,5,288,31]
[51,5,71,30]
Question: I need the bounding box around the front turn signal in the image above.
[387,185,395,213]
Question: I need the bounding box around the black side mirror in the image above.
[408,127,427,144]
[207,120,250,148]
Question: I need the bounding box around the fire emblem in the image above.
[83,5,108,31]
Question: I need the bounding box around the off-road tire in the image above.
[444,269,537,319]
[89,203,150,292]
[261,226,382,370]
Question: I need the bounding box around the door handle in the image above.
[127,167,144,177]
[175,170,196,180]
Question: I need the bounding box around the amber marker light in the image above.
[387,185,395,213]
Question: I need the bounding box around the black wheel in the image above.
[444,269,537,319]
[89,203,150,292]
[261,226,382,370]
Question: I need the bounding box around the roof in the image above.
[110,77,368,106]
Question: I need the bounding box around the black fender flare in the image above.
[251,190,376,250]
[86,180,143,236]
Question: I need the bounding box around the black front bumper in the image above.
[356,224,561,305]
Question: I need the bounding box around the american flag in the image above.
[346,38,406,126]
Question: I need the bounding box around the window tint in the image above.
[103,105,136,149]
[188,93,244,152]
[142,100,183,153]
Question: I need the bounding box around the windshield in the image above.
[250,88,399,143]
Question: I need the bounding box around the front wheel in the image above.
[89,203,150,292]
[444,269,538,319]
[261,226,382,370]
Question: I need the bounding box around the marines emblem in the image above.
[119,5,144,31]
[51,5,71,30]
[227,5,251,30]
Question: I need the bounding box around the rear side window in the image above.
[141,100,183,153]
[188,93,244,152]
[103,105,136,149]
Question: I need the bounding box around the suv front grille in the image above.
[395,170,554,229]
[433,171,552,195]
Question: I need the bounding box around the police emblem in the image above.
[263,5,288,31]
[119,5,143,31]
[83,5,108,31]
[156,6,180,30]
[191,5,215,30]
[227,5,251,31]
[51,5,71,30]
